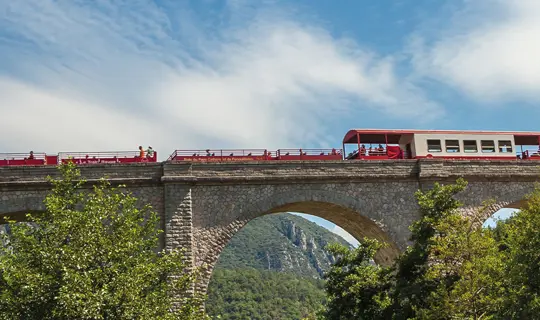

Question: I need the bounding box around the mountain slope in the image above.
[214,212,353,278]
[207,213,353,319]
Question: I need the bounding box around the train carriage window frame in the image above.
[498,140,513,153]
[481,140,496,153]
[427,139,442,152]
[463,140,478,153]
[445,140,460,153]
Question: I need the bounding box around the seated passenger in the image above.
[331,148,336,155]
[206,149,211,156]
[360,144,366,155]
[28,151,34,160]
[377,144,384,152]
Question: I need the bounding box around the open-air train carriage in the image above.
[0,152,58,166]
[58,151,158,164]
[2,129,540,167]
[0,150,158,167]
[167,148,343,162]
[342,129,540,160]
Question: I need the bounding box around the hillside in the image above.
[214,212,353,278]
[206,213,354,319]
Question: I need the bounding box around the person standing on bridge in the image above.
[139,146,145,158]
[146,146,154,159]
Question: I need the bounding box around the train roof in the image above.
[343,129,540,145]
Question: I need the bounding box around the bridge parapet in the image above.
[162,160,420,184]
[0,163,163,189]
[0,160,538,187]
[418,159,540,181]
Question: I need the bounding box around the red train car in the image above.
[59,151,158,164]
[342,129,540,160]
[166,148,342,162]
[0,150,157,167]
[0,152,58,166]
[3,129,539,167]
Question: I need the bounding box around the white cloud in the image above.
[0,1,443,156]
[410,0,540,103]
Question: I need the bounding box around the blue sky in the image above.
[1,1,538,245]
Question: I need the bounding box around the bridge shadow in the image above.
[0,210,44,224]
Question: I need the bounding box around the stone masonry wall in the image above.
[1,159,540,298]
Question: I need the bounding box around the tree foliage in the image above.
[207,268,326,320]
[495,186,540,318]
[322,239,392,320]
[0,162,206,319]
[321,178,540,320]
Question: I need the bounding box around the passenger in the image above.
[28,151,34,160]
[206,149,211,156]
[146,146,154,158]
[139,146,144,158]
[377,144,384,152]
[331,148,337,155]
[360,144,366,155]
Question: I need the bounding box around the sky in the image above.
[1,0,537,245]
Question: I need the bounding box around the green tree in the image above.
[321,239,392,320]
[495,186,540,319]
[413,205,505,319]
[321,178,510,319]
[390,178,469,319]
[0,162,206,319]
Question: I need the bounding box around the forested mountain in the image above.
[214,213,352,278]
[206,213,353,319]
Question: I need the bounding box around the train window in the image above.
[463,140,478,153]
[481,140,495,153]
[498,140,513,153]
[445,140,460,152]
[427,139,442,152]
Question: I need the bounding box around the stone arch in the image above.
[243,190,400,262]
[193,188,407,293]
[456,182,539,228]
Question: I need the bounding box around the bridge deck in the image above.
[0,159,538,189]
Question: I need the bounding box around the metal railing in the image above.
[520,149,540,159]
[0,152,46,160]
[276,148,342,156]
[58,151,157,164]
[0,152,47,165]
[167,149,269,161]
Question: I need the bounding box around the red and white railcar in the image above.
[167,148,343,162]
[0,150,157,167]
[342,129,540,160]
[58,151,157,164]
[2,129,539,167]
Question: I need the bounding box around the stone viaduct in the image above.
[0,159,539,294]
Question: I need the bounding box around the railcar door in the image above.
[406,143,412,159]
